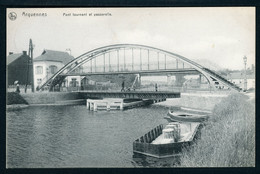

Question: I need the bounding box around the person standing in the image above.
[155,83,158,92]
[121,81,125,92]
[16,81,20,93]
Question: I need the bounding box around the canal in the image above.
[6,104,178,168]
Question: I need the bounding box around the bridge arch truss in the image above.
[39,44,241,92]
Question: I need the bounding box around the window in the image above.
[49,65,58,74]
[37,79,42,85]
[36,66,43,74]
[69,78,79,87]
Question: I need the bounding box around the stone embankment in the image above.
[6,104,29,111]
[156,92,230,111]
[7,92,85,110]
[20,92,84,106]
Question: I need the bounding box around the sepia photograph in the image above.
[6,7,255,168]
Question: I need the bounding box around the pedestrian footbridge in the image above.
[38,44,242,92]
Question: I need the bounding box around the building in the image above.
[33,49,74,90]
[7,51,32,86]
[227,71,255,90]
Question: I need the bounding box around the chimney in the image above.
[23,51,27,55]
[65,48,71,55]
[9,52,13,55]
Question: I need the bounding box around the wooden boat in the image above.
[166,110,209,122]
[133,122,201,158]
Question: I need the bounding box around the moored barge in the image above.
[133,122,201,158]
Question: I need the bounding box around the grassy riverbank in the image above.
[178,93,255,167]
[7,92,28,105]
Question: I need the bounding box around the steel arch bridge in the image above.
[39,44,241,92]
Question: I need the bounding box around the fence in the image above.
[7,85,33,93]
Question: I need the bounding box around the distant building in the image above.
[227,71,255,90]
[7,51,32,85]
[78,76,121,91]
[33,49,74,90]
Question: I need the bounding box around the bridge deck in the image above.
[62,69,199,76]
[77,91,180,99]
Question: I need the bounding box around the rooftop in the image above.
[34,50,74,64]
[7,53,23,65]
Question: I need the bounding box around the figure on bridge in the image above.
[155,83,158,92]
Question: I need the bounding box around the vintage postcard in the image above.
[6,7,255,168]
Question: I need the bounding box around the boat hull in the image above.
[167,111,209,122]
[133,123,201,158]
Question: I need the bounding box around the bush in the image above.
[7,92,28,105]
[178,93,255,167]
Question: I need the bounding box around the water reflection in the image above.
[7,105,178,168]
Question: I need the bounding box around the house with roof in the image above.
[227,71,255,90]
[33,49,75,90]
[7,51,32,86]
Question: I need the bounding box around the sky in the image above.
[7,7,255,70]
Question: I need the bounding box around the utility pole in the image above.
[29,39,35,92]
[243,55,247,91]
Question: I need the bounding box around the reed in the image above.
[178,93,255,167]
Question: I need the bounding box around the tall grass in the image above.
[178,93,255,167]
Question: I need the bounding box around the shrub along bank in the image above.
[178,93,255,167]
[7,92,28,105]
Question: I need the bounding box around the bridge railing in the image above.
[7,85,33,93]
[69,62,193,75]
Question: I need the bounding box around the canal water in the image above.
[7,105,180,168]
